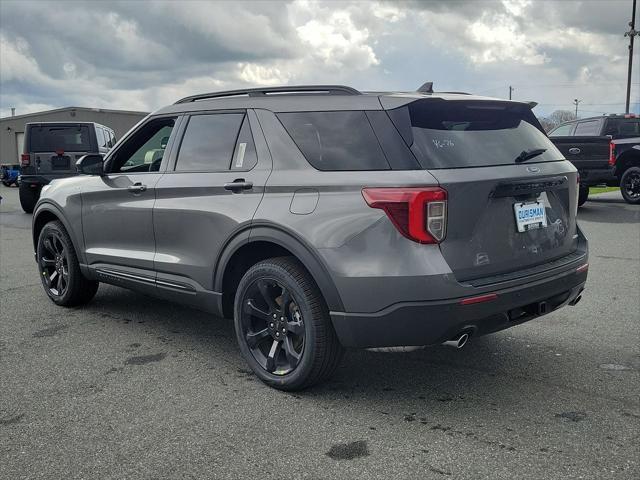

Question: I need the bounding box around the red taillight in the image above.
[459,293,498,305]
[362,187,447,244]
[20,153,30,166]
[609,141,616,166]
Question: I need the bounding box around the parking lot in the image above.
[0,184,638,479]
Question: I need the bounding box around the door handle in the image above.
[224,179,253,192]
[127,182,147,193]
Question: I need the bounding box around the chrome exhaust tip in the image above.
[569,295,582,306]
[442,333,469,349]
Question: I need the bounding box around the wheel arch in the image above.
[215,225,345,319]
[32,203,84,263]
[615,148,640,177]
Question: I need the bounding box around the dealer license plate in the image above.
[514,201,547,232]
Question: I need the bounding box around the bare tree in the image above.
[538,110,578,132]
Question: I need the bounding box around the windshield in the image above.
[29,125,92,152]
[388,99,563,169]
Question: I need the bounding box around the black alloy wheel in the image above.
[233,257,344,390]
[39,230,69,297]
[37,220,99,306]
[620,166,640,204]
[240,278,305,375]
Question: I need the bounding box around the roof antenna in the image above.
[417,82,433,94]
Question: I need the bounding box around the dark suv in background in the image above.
[31,85,588,390]
[549,114,640,205]
[19,122,117,213]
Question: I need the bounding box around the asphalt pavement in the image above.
[1,185,639,479]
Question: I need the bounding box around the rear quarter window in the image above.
[277,111,390,171]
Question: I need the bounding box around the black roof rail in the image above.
[175,85,361,104]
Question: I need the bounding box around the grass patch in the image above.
[589,186,618,195]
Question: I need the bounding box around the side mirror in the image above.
[76,154,104,175]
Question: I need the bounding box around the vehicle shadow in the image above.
[85,284,575,415]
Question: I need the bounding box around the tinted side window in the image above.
[176,114,244,172]
[549,124,574,137]
[277,111,390,171]
[573,120,600,136]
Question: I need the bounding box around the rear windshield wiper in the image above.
[515,148,546,163]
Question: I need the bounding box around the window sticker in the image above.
[234,142,247,168]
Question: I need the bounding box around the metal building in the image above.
[0,107,148,164]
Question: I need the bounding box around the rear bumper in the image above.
[579,167,617,186]
[330,257,588,348]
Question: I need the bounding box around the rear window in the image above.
[277,111,390,171]
[388,99,563,169]
[603,118,640,137]
[29,125,92,152]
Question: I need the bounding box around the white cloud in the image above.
[237,63,290,85]
[0,0,637,117]
[468,13,547,65]
[295,8,379,70]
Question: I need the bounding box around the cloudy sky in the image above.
[0,0,638,119]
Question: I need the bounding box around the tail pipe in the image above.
[442,332,469,349]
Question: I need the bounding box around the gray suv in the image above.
[31,85,588,390]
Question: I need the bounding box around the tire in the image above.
[577,184,589,207]
[620,166,640,205]
[37,220,99,306]
[19,182,40,213]
[234,256,344,391]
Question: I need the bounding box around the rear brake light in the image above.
[20,154,30,166]
[576,263,589,273]
[362,187,447,244]
[608,142,616,166]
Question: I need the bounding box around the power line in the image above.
[476,82,640,94]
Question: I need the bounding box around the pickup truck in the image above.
[548,114,640,205]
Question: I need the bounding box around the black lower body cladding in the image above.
[330,261,587,349]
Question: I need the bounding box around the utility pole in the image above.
[509,85,514,100]
[573,98,581,118]
[624,0,637,113]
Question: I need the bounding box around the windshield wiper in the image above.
[515,148,546,163]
